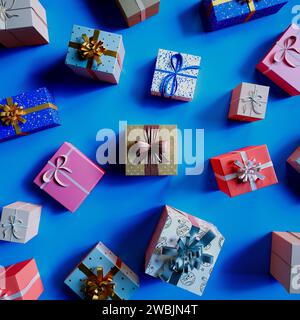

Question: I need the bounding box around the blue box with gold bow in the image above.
[65,242,139,300]
[66,25,125,84]
[0,87,60,143]
[203,0,288,31]
[145,206,225,296]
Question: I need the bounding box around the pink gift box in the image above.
[34,142,105,213]
[0,259,44,300]
[257,24,300,96]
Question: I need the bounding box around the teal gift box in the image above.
[65,242,139,300]
[65,25,125,84]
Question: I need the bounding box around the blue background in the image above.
[0,0,300,300]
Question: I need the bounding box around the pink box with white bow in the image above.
[257,24,300,96]
[33,142,105,213]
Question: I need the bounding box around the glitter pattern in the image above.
[65,25,125,83]
[203,0,288,31]
[151,49,201,101]
[0,87,61,142]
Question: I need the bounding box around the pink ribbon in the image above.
[42,155,72,188]
[273,35,300,68]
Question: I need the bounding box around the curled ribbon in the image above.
[159,226,216,285]
[42,155,72,188]
[214,150,273,191]
[79,34,106,66]
[84,267,121,300]
[0,100,26,126]
[273,35,300,68]
[2,214,26,240]
[0,0,18,22]
[156,53,199,97]
[0,289,8,300]
[234,158,265,183]
[241,87,266,115]
[133,128,169,165]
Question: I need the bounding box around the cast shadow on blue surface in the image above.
[31,56,112,97]
[221,234,274,290]
[133,59,191,109]
[285,161,300,200]
[179,1,206,34]
[109,206,163,286]
[84,0,126,31]
[20,148,69,215]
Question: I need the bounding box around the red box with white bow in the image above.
[210,145,278,197]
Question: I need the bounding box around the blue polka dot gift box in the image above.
[203,0,288,31]
[65,242,139,300]
[66,25,125,84]
[145,206,225,297]
[0,87,60,143]
[151,49,201,102]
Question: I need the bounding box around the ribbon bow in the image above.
[84,267,120,300]
[0,0,18,22]
[234,158,265,183]
[42,155,72,188]
[79,34,106,66]
[2,214,26,240]
[241,89,265,115]
[273,36,300,68]
[133,128,169,165]
[0,101,26,126]
[158,53,199,97]
[160,226,216,285]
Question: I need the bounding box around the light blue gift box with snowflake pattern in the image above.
[65,25,125,84]
[65,242,139,300]
[151,49,201,102]
[145,206,224,296]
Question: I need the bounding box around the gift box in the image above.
[0,0,49,47]
[33,142,105,213]
[257,24,300,96]
[0,87,61,143]
[116,0,160,27]
[228,82,270,121]
[0,259,44,300]
[203,0,288,31]
[125,124,178,176]
[0,201,41,244]
[210,145,278,197]
[151,49,201,101]
[287,147,300,173]
[145,206,224,296]
[65,242,139,300]
[270,232,300,294]
[66,25,125,84]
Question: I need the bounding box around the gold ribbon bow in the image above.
[69,30,118,70]
[78,263,121,301]
[208,0,258,23]
[0,97,58,135]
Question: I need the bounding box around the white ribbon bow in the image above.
[234,158,265,183]
[273,35,300,68]
[42,155,72,188]
[2,214,26,240]
[241,88,265,115]
[0,0,17,22]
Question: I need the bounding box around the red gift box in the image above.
[210,145,278,197]
[0,259,44,300]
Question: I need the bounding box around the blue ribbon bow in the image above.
[159,226,216,285]
[156,53,199,97]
